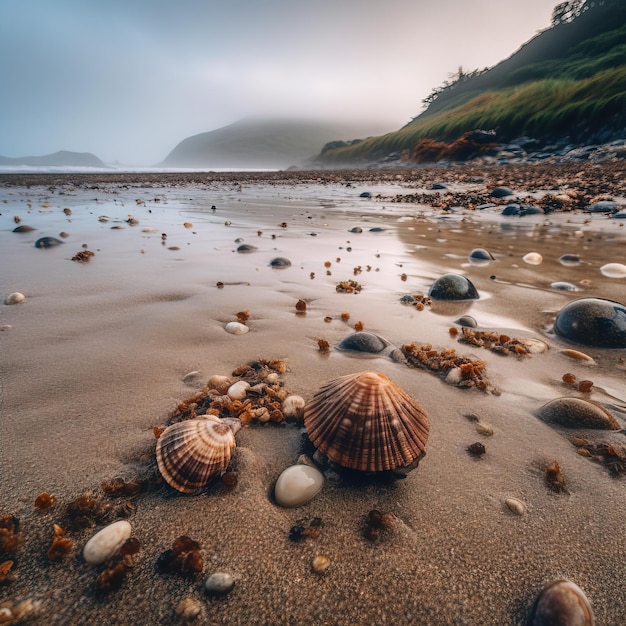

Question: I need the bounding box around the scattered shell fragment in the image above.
[475,423,494,436]
[207,375,232,394]
[274,464,324,507]
[224,321,249,335]
[559,349,595,364]
[227,380,250,400]
[282,395,305,419]
[4,292,25,305]
[204,572,235,596]
[175,597,204,621]
[155,417,237,493]
[505,498,527,516]
[537,397,620,430]
[312,555,331,574]
[600,263,626,278]
[83,520,132,565]
[303,372,429,473]
[522,252,543,265]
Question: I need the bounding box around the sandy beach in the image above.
[1,163,626,625]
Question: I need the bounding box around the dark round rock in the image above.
[585,201,618,214]
[348,227,363,233]
[13,225,36,233]
[455,315,478,328]
[269,257,291,268]
[400,294,416,305]
[501,204,521,216]
[554,297,626,348]
[611,209,626,219]
[35,236,63,248]
[475,203,496,210]
[428,274,479,301]
[519,205,543,216]
[550,282,579,292]
[468,248,494,261]
[369,227,385,232]
[237,244,257,253]
[359,192,371,198]
[559,254,581,266]
[489,187,514,198]
[431,183,448,190]
[336,332,388,354]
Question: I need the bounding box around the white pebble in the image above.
[600,263,626,278]
[207,374,232,394]
[265,372,279,384]
[227,380,250,400]
[204,572,235,596]
[274,464,324,507]
[224,321,249,335]
[505,498,527,516]
[4,292,25,305]
[83,520,131,565]
[522,252,542,265]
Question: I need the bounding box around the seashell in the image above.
[523,252,543,265]
[227,380,250,400]
[312,555,331,574]
[504,498,527,516]
[282,395,305,419]
[428,273,479,301]
[554,297,626,348]
[303,372,429,473]
[528,579,594,625]
[274,464,324,507]
[156,416,237,493]
[204,572,235,596]
[207,374,232,395]
[83,520,131,565]
[600,263,626,278]
[224,321,249,335]
[4,292,25,305]
[455,315,477,328]
[559,349,595,364]
[537,397,620,430]
[519,338,549,354]
[475,422,494,436]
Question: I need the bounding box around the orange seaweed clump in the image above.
[101,477,146,498]
[571,439,626,476]
[0,559,15,584]
[65,493,110,530]
[157,536,203,577]
[34,493,56,511]
[402,342,493,392]
[318,339,330,353]
[47,525,73,561]
[545,460,568,493]
[95,537,141,595]
[236,310,250,323]
[0,515,20,555]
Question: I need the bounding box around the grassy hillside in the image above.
[321,0,626,164]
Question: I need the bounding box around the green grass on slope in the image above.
[322,66,626,163]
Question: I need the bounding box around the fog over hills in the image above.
[0,150,107,168]
[160,118,394,168]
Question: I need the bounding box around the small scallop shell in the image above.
[303,372,429,473]
[523,252,543,265]
[156,416,237,493]
[282,395,305,418]
[208,374,232,395]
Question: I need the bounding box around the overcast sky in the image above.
[0,0,558,165]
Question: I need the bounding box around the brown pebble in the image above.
[312,555,331,574]
[467,442,486,456]
[296,300,307,312]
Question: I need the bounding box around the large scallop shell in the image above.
[156,416,237,493]
[303,372,429,472]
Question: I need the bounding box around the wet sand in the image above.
[1,163,626,625]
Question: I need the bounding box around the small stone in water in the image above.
[204,572,235,596]
[600,263,626,278]
[466,442,486,456]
